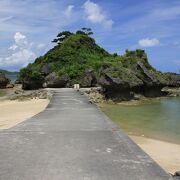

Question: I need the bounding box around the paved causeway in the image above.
[0,89,171,180]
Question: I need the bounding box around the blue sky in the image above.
[0,0,180,73]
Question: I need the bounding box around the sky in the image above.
[0,0,180,73]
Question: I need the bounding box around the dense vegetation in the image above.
[18,28,179,99]
[18,28,110,87]
[18,29,146,84]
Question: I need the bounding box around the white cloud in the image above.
[138,38,160,47]
[0,0,77,35]
[2,49,35,67]
[151,6,180,21]
[83,0,113,29]
[64,5,74,18]
[9,44,18,51]
[14,32,27,45]
[0,32,36,68]
[37,43,46,49]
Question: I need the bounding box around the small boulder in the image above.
[174,171,180,176]
[22,80,43,90]
[0,73,10,89]
[43,72,69,88]
[38,91,48,99]
[80,69,97,87]
[173,171,180,180]
[14,89,24,94]
[6,83,14,88]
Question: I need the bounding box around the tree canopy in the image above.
[52,28,93,45]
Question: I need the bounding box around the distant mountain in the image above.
[0,69,19,82]
[0,69,18,75]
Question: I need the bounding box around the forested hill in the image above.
[18,28,180,100]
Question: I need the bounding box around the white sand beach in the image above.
[130,135,180,174]
[0,99,49,129]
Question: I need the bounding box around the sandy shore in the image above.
[130,135,180,174]
[0,98,179,174]
[0,99,49,129]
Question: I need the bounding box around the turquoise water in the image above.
[101,97,180,144]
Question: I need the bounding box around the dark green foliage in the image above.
[76,30,86,35]
[52,31,73,44]
[81,27,93,35]
[18,67,43,82]
[18,29,109,86]
[113,53,118,57]
[18,28,168,88]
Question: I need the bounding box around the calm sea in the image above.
[6,74,17,82]
[101,97,180,144]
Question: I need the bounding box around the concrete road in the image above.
[0,88,172,180]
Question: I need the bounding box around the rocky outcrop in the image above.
[9,89,50,101]
[22,79,43,90]
[41,64,52,76]
[172,171,180,180]
[43,72,69,88]
[165,73,180,87]
[134,61,168,97]
[0,73,10,89]
[98,72,134,101]
[162,87,180,97]
[80,69,97,87]
[98,58,176,101]
[17,30,180,102]
[6,83,14,88]
[82,88,105,103]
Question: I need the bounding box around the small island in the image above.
[0,28,180,179]
[16,28,179,100]
[1,0,180,179]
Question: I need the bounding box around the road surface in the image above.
[0,88,172,180]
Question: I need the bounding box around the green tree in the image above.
[52,31,73,44]
[76,30,86,35]
[77,28,93,36]
[82,27,93,36]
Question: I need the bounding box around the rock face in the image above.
[22,79,43,90]
[80,70,97,87]
[41,64,52,76]
[162,87,180,97]
[43,72,69,88]
[98,51,178,101]
[98,72,134,101]
[165,73,180,87]
[17,30,180,101]
[0,73,10,89]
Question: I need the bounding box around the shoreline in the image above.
[0,89,179,175]
[130,135,180,174]
[0,99,49,129]
[98,98,180,174]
